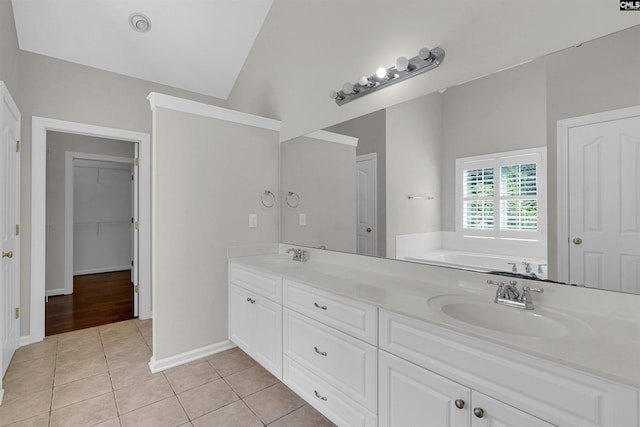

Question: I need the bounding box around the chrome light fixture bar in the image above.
[330,47,445,106]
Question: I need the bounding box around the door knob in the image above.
[366,227,372,233]
[572,237,583,245]
[473,407,484,418]
[2,251,13,259]
[454,399,465,409]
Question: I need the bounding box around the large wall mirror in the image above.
[280,25,640,295]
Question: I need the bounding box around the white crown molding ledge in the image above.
[147,93,358,147]
[147,93,281,132]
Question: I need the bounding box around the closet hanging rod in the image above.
[407,195,435,200]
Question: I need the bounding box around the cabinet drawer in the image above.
[283,279,377,344]
[283,356,377,427]
[283,308,377,412]
[379,309,639,427]
[229,263,282,302]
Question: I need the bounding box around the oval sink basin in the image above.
[428,295,591,339]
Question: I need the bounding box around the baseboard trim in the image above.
[74,266,132,276]
[19,334,41,347]
[46,288,65,297]
[148,340,236,373]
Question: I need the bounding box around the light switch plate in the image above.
[249,214,258,228]
[299,213,306,226]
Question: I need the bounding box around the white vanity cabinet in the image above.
[282,279,378,427]
[379,309,639,427]
[379,350,553,427]
[228,264,282,379]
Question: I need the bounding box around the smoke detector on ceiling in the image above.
[129,13,151,33]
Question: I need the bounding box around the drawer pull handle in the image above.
[313,302,327,310]
[314,390,328,401]
[313,346,327,356]
[246,297,255,304]
[455,399,465,409]
[473,408,484,418]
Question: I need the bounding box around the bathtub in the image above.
[405,249,547,279]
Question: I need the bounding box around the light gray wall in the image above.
[152,108,280,360]
[386,93,443,258]
[280,136,357,253]
[544,25,640,280]
[325,110,386,257]
[45,132,134,293]
[0,0,19,93]
[7,43,227,337]
[441,59,547,231]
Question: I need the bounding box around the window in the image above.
[456,147,546,241]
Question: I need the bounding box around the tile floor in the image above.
[0,319,336,427]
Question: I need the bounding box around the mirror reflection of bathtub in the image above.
[405,250,547,280]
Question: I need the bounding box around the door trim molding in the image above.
[64,152,134,295]
[556,105,640,284]
[31,117,151,343]
[356,153,377,256]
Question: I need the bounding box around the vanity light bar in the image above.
[330,47,445,106]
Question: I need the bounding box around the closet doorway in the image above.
[28,118,151,344]
[45,134,136,335]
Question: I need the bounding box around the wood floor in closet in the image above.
[45,270,134,336]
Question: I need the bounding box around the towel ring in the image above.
[286,191,300,208]
[260,190,276,208]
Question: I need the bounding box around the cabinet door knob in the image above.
[313,346,327,356]
[473,407,484,418]
[314,390,328,401]
[2,251,13,259]
[454,399,465,409]
[313,302,327,310]
[366,227,372,233]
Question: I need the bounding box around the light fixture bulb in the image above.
[342,82,355,94]
[329,90,344,100]
[395,56,409,71]
[358,76,373,87]
[376,67,388,79]
[418,47,431,60]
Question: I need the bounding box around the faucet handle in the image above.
[487,279,506,298]
[521,286,544,309]
[507,262,517,272]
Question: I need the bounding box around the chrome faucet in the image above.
[487,279,544,310]
[286,248,309,262]
[521,261,532,274]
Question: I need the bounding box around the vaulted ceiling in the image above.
[11,1,640,140]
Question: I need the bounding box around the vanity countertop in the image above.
[229,252,640,389]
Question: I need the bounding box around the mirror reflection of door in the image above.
[568,112,640,293]
[357,154,377,256]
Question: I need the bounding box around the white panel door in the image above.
[1,84,20,378]
[356,154,377,256]
[379,350,470,427]
[568,115,640,292]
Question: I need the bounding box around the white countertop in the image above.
[229,251,640,388]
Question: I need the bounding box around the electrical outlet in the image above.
[249,214,258,228]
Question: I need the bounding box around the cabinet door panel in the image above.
[471,391,555,427]
[253,295,282,379]
[379,350,470,427]
[229,284,254,353]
